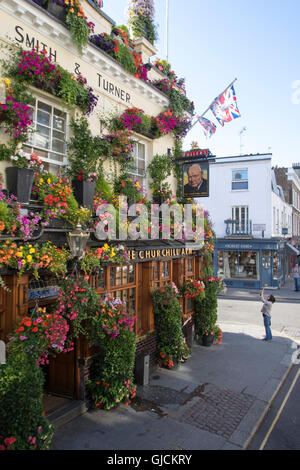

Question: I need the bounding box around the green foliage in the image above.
[116,43,136,75]
[172,140,184,200]
[128,14,157,44]
[114,172,144,203]
[66,12,89,54]
[87,297,136,410]
[67,117,107,180]
[193,278,223,339]
[95,175,114,202]
[168,87,194,117]
[147,153,173,199]
[152,283,189,368]
[0,348,53,450]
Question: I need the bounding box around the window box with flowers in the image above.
[32,0,95,53]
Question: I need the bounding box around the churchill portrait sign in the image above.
[183,160,209,198]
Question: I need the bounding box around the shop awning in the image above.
[286,243,300,256]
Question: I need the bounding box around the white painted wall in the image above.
[197,155,275,239]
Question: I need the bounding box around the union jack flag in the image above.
[198,117,217,138]
[210,84,240,126]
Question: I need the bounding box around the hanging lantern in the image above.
[67,224,90,259]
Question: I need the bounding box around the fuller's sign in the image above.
[182,149,210,158]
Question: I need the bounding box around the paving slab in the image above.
[51,320,296,451]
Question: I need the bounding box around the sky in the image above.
[101,0,300,167]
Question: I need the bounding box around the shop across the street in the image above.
[214,238,286,289]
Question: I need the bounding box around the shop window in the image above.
[110,264,135,287]
[151,260,171,287]
[185,256,194,276]
[273,251,278,280]
[232,169,248,190]
[23,99,68,174]
[217,250,259,280]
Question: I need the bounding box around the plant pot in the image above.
[0,109,6,123]
[5,167,34,204]
[72,179,95,210]
[46,1,66,22]
[202,333,214,347]
[112,146,122,156]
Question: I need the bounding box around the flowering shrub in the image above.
[90,33,119,57]
[4,47,97,115]
[79,243,129,275]
[128,0,157,44]
[193,277,223,342]
[8,306,71,365]
[182,279,205,300]
[113,107,154,137]
[0,347,54,450]
[0,240,69,280]
[87,297,137,410]
[152,282,189,368]
[54,276,99,338]
[15,48,61,85]
[0,93,33,141]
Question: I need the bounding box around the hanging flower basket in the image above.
[112,146,122,156]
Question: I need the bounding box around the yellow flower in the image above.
[29,248,35,254]
[39,178,44,184]
[47,178,51,184]
[27,255,32,262]
[103,243,109,252]
[16,252,22,257]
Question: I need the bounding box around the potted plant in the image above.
[152,282,190,368]
[5,151,40,203]
[193,276,224,347]
[67,117,106,209]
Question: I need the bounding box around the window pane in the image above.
[37,109,50,126]
[232,181,248,190]
[128,265,134,283]
[52,138,65,154]
[49,152,64,162]
[232,169,248,180]
[38,101,51,113]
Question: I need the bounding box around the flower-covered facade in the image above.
[0,0,221,450]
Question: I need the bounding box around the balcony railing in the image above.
[224,219,253,237]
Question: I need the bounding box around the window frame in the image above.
[129,138,148,185]
[23,90,70,171]
[231,168,248,191]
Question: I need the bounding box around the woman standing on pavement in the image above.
[260,288,276,341]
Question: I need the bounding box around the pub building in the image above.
[0,0,209,416]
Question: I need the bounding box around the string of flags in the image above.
[194,79,241,139]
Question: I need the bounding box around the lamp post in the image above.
[67,224,90,260]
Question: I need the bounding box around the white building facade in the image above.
[199,153,292,288]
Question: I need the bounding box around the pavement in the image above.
[219,277,300,303]
[51,279,300,451]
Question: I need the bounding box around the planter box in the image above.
[46,1,66,22]
[5,167,34,204]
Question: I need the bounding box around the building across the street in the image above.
[199,153,293,289]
